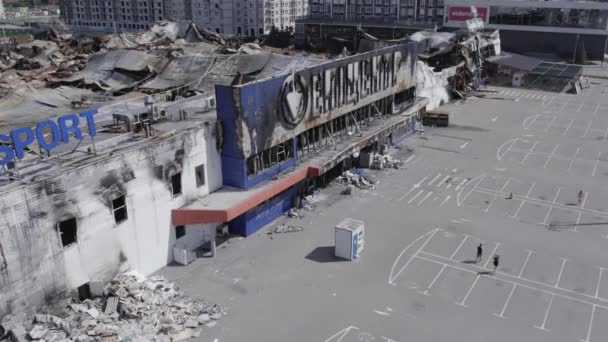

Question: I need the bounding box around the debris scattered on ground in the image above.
[337,170,376,190]
[273,224,304,234]
[8,271,225,342]
[287,208,302,218]
[371,153,402,170]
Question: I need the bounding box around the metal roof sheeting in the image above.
[486,52,543,72]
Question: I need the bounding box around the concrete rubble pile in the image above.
[5,271,225,342]
[273,224,304,234]
[287,208,303,218]
[337,170,376,190]
[370,153,402,170]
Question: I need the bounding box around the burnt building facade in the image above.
[0,107,222,325]
[173,43,427,236]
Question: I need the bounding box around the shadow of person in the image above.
[477,270,493,275]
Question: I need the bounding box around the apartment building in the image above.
[443,0,608,59]
[264,0,308,31]
[60,0,165,32]
[62,0,307,35]
[307,0,444,24]
[295,0,442,49]
[188,0,307,35]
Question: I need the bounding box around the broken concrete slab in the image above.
[16,271,225,342]
[184,318,198,328]
[28,324,47,339]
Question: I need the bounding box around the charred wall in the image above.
[217,43,418,161]
[0,122,222,325]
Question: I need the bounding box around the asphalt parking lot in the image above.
[158,77,608,342]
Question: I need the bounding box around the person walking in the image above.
[476,243,483,263]
[493,255,500,273]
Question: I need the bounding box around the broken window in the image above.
[78,283,92,301]
[112,195,128,224]
[176,225,186,239]
[247,139,293,176]
[195,164,206,187]
[171,172,182,196]
[56,217,77,247]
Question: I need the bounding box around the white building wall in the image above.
[0,122,222,322]
[192,0,306,35]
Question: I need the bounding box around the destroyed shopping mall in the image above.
[0,16,589,342]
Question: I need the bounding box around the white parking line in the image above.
[438,175,451,187]
[456,274,481,307]
[455,178,468,191]
[556,258,567,287]
[484,242,502,269]
[567,148,581,172]
[562,119,574,135]
[534,293,554,331]
[595,267,605,299]
[543,187,562,225]
[428,173,442,186]
[323,326,359,342]
[583,121,593,138]
[518,250,534,278]
[417,191,433,206]
[485,178,511,212]
[572,212,582,233]
[398,176,428,201]
[405,155,416,163]
[398,186,417,202]
[521,141,539,165]
[421,264,446,296]
[417,252,608,308]
[543,145,559,168]
[593,152,602,177]
[512,182,536,218]
[577,102,585,112]
[523,115,540,130]
[408,189,425,204]
[581,305,597,342]
[389,228,439,284]
[494,284,517,318]
[440,195,451,207]
[545,116,557,131]
[450,235,469,260]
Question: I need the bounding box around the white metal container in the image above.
[334,218,365,260]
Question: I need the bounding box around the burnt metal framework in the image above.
[295,94,395,159]
[244,86,416,175]
[247,139,294,176]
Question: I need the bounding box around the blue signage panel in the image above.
[0,109,97,166]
